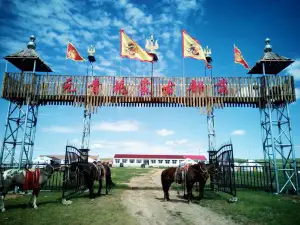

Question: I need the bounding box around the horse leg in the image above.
[32,189,40,209]
[89,180,94,199]
[199,178,207,200]
[105,175,110,195]
[162,182,171,201]
[97,178,102,196]
[0,194,5,212]
[186,182,192,204]
[28,194,33,207]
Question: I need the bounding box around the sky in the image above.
[0,0,299,161]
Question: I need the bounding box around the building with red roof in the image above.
[113,154,207,168]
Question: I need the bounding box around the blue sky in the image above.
[0,0,299,161]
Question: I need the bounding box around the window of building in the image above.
[151,160,156,164]
[172,160,177,164]
[129,159,135,163]
[122,159,127,163]
[115,159,120,163]
[158,160,163,164]
[165,160,170,164]
[179,160,184,163]
[136,159,142,163]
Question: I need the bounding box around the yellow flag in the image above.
[182,29,207,62]
[120,30,153,62]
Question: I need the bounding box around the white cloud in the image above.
[92,120,140,132]
[231,130,246,136]
[285,59,300,80]
[166,50,175,59]
[166,139,188,145]
[1,0,207,77]
[156,129,174,136]
[41,126,78,133]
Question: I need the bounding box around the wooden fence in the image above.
[1,72,296,114]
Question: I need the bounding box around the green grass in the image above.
[2,167,300,225]
[0,167,151,225]
[200,189,300,225]
[171,178,300,225]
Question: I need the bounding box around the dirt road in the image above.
[121,169,239,225]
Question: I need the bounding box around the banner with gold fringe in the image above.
[234,44,249,69]
[182,29,210,68]
[120,30,153,62]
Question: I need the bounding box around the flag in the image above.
[182,29,211,68]
[120,30,153,62]
[234,45,249,69]
[66,41,85,61]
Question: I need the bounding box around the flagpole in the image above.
[120,57,122,77]
[151,62,154,97]
[182,57,185,86]
[234,44,236,77]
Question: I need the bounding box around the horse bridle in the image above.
[188,163,208,178]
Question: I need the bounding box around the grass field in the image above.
[200,189,300,225]
[1,167,300,225]
[0,167,151,225]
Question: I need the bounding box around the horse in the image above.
[66,161,115,200]
[161,166,185,201]
[197,163,221,200]
[100,162,116,195]
[0,160,61,212]
[183,162,209,204]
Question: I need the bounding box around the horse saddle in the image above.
[24,168,40,190]
[183,164,191,172]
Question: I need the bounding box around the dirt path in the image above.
[121,169,239,225]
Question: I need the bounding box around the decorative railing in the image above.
[1,72,296,111]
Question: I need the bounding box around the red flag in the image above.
[66,41,85,61]
[234,45,249,69]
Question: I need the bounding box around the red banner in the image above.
[234,45,249,69]
[66,42,85,61]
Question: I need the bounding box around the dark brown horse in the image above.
[65,161,115,200]
[161,167,184,201]
[98,162,116,196]
[161,162,209,203]
[184,162,209,204]
[197,163,221,200]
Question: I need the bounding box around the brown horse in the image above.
[197,163,221,200]
[161,167,184,201]
[161,162,209,203]
[184,162,209,204]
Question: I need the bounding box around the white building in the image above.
[36,155,99,165]
[239,159,263,172]
[112,154,207,168]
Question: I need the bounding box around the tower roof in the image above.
[247,38,293,75]
[4,35,52,72]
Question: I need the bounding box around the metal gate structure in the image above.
[61,145,89,200]
[208,142,237,198]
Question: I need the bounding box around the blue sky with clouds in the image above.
[0,0,299,160]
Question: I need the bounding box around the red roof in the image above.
[184,155,207,160]
[114,154,206,160]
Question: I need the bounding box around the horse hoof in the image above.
[1,208,5,212]
[34,206,38,209]
[91,199,95,201]
[62,199,73,205]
